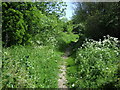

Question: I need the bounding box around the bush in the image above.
[2,2,67,47]
[67,35,120,88]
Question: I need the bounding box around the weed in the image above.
[2,45,63,88]
[66,36,120,88]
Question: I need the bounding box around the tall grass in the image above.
[2,45,63,88]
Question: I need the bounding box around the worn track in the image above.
[58,47,71,88]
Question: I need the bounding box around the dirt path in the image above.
[58,60,67,88]
[58,47,71,88]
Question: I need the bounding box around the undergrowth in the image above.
[66,35,120,88]
[2,45,63,88]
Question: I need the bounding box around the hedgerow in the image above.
[67,35,120,88]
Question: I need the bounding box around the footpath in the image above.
[58,47,71,88]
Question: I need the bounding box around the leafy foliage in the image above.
[2,2,120,89]
[2,2,67,47]
[72,2,120,41]
[59,21,79,44]
[34,2,67,17]
[67,36,120,88]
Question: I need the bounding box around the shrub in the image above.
[2,2,67,47]
[67,35,120,88]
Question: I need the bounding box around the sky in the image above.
[64,2,76,20]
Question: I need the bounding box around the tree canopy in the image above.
[72,2,120,41]
[2,2,67,47]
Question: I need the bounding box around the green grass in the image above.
[2,45,63,88]
[2,36,120,89]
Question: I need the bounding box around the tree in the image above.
[2,2,67,47]
[72,2,120,41]
[34,2,67,18]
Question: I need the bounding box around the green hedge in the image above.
[67,35,120,88]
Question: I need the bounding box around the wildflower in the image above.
[106,67,109,69]
[72,84,75,87]
[4,52,7,55]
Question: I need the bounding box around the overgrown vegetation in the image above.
[66,36,120,88]
[2,2,67,47]
[2,46,63,88]
[72,2,120,46]
[2,2,78,88]
[1,2,120,89]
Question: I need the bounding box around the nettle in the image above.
[69,35,120,88]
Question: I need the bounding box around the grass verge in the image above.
[2,45,63,88]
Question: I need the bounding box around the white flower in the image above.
[4,52,7,55]
[106,67,109,69]
[72,84,75,87]
[79,54,81,56]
